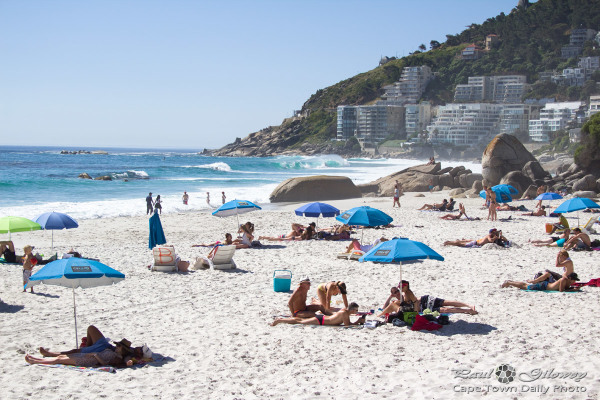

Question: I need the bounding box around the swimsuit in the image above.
[527,281,549,291]
[419,295,444,312]
[464,240,478,248]
[556,238,566,247]
[318,283,328,293]
[315,315,325,325]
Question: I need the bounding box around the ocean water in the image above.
[0,146,481,220]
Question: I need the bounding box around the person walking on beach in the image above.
[182,191,189,205]
[154,195,162,214]
[392,181,401,208]
[206,192,211,206]
[222,191,226,205]
[146,193,154,215]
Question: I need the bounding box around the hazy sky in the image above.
[1,1,518,149]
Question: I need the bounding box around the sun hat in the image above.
[299,276,310,283]
[114,338,134,354]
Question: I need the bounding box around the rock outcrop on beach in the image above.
[269,175,362,202]
[481,134,538,186]
[78,172,93,179]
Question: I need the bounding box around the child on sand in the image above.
[22,245,37,293]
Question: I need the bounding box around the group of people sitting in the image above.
[270,277,478,327]
[193,221,257,249]
[418,198,455,212]
[501,250,580,292]
[259,223,353,242]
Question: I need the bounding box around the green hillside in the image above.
[218,0,600,155]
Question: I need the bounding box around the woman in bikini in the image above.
[487,189,497,221]
[440,203,468,220]
[271,303,365,326]
[312,281,349,312]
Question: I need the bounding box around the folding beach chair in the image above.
[194,245,237,270]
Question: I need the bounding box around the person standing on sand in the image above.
[288,277,331,318]
[222,191,226,204]
[392,181,401,208]
[206,192,211,206]
[182,191,189,205]
[271,302,366,327]
[154,195,162,214]
[146,192,154,215]
[22,245,36,293]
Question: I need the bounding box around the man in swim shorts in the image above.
[501,272,579,292]
[272,303,366,326]
[288,277,331,318]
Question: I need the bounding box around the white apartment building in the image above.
[454,75,527,103]
[404,102,432,138]
[336,105,405,144]
[427,103,502,145]
[528,101,583,142]
[499,104,540,135]
[588,95,600,118]
[552,57,600,86]
[382,65,432,105]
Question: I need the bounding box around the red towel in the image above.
[411,314,442,331]
[573,278,600,287]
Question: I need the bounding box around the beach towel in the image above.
[34,364,116,373]
[573,278,600,287]
[411,314,442,331]
[524,288,582,292]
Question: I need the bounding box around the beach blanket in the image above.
[524,288,582,292]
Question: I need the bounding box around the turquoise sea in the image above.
[0,146,481,220]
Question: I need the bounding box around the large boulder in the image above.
[78,172,93,179]
[573,191,598,199]
[482,134,537,186]
[522,161,550,181]
[520,185,538,200]
[448,166,465,177]
[270,175,362,203]
[438,174,455,188]
[459,173,483,188]
[94,175,112,181]
[499,171,533,194]
[572,174,597,192]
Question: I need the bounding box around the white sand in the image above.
[1,192,599,399]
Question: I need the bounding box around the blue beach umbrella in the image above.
[359,237,444,282]
[479,188,513,203]
[554,197,600,225]
[149,211,167,250]
[492,184,519,196]
[27,258,125,348]
[535,192,563,208]
[35,211,79,251]
[336,206,393,227]
[295,202,340,218]
[212,199,262,227]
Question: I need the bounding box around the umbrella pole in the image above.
[399,263,402,287]
[51,231,54,253]
[73,288,79,349]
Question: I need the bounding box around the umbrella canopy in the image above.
[335,206,393,227]
[295,202,340,218]
[149,211,167,249]
[27,258,125,348]
[0,216,42,240]
[554,197,600,226]
[554,197,600,213]
[535,192,563,201]
[359,237,444,282]
[479,188,513,203]
[35,212,79,251]
[492,184,519,196]
[212,199,262,227]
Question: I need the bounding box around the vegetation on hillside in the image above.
[575,112,600,170]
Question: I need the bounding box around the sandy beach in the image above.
[1,192,599,399]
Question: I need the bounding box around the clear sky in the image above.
[0,0,518,149]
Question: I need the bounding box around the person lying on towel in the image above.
[271,302,366,327]
[501,272,579,292]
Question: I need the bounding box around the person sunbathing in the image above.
[321,224,352,240]
[259,225,315,241]
[271,302,366,326]
[501,273,579,291]
[439,203,468,220]
[443,229,498,247]
[344,237,387,253]
[378,280,477,315]
[31,326,145,368]
[418,199,448,211]
[530,229,570,247]
[192,233,234,247]
[311,281,349,312]
[563,228,592,250]
[522,206,546,217]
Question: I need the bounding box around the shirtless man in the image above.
[288,277,331,318]
[443,229,498,247]
[563,228,592,250]
[501,273,579,292]
[378,280,478,315]
[272,302,365,326]
[522,205,546,217]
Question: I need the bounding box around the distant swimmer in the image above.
[182,191,189,205]
[222,191,226,205]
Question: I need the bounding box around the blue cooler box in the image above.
[273,270,292,292]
